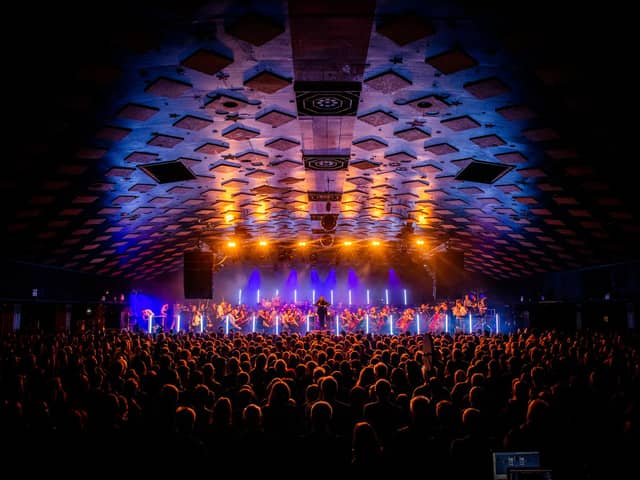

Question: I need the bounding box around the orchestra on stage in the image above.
[128,292,493,335]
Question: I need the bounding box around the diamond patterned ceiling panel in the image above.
[4,0,637,280]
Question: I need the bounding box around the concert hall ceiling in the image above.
[3,0,637,280]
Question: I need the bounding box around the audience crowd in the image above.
[1,328,637,477]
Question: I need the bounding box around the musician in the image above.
[315,296,330,330]
[190,304,203,331]
[141,309,154,332]
[257,309,269,331]
[156,303,169,331]
[452,299,468,332]
[463,294,476,311]
[478,296,488,316]
[341,308,353,332]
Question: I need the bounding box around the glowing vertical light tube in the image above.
[252,315,256,333]
[276,289,279,298]
[257,289,260,304]
[385,289,389,305]
[177,314,181,333]
[366,289,370,304]
[312,289,316,304]
[365,314,369,334]
[306,315,310,334]
[403,289,407,305]
[238,289,242,305]
[225,315,229,335]
[445,314,449,334]
[275,315,279,335]
[148,314,153,334]
[468,313,473,334]
[335,314,339,336]
[348,289,352,305]
[200,314,204,334]
[294,289,297,303]
[416,313,421,335]
[389,314,393,335]
[330,289,334,304]
[496,313,499,335]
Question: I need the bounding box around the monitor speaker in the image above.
[183,251,213,299]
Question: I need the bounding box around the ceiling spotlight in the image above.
[225,213,234,223]
[258,240,268,246]
[416,239,425,245]
[372,240,380,246]
[227,241,237,248]
[343,241,353,246]
[298,241,307,247]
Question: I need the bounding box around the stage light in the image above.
[225,213,234,223]
[227,241,237,248]
[238,289,242,305]
[298,241,307,247]
[258,240,268,246]
[365,314,369,334]
[306,315,310,334]
[312,289,316,303]
[416,239,425,246]
[389,315,393,335]
[343,240,352,246]
[366,289,370,304]
[225,315,230,335]
[148,314,153,334]
[445,314,449,334]
[403,289,407,305]
[275,289,279,298]
[335,314,339,336]
[177,314,181,333]
[200,315,204,334]
[385,289,389,305]
[252,315,256,333]
[416,313,420,335]
[495,313,499,334]
[257,289,260,304]
[294,289,297,303]
[348,289,352,305]
[275,315,279,335]
[371,240,380,246]
[330,289,334,304]
[469,313,473,334]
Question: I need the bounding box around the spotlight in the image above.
[371,240,380,246]
[258,240,268,246]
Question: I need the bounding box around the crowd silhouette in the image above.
[1,328,637,477]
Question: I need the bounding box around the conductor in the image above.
[315,296,330,330]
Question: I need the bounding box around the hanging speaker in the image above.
[321,214,337,231]
[431,250,465,298]
[183,251,213,299]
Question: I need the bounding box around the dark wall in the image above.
[490,261,640,304]
[0,260,129,303]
